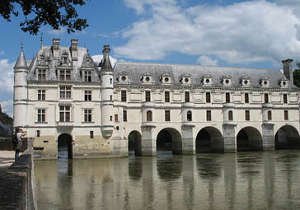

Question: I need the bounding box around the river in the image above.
[35,151,300,210]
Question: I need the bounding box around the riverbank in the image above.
[0,139,35,209]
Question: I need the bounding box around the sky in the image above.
[0,0,300,116]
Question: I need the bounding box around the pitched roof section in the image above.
[114,62,288,88]
[14,50,28,70]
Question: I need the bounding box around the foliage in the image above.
[0,112,13,126]
[0,0,88,34]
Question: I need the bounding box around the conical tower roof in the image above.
[14,48,28,70]
[100,45,113,71]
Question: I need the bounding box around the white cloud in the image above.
[0,59,14,94]
[197,55,218,66]
[91,55,117,67]
[117,0,300,66]
[0,58,14,116]
[48,28,66,35]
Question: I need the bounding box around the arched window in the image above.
[146,111,152,122]
[187,111,192,121]
[228,110,233,121]
[267,110,272,120]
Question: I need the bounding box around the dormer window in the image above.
[203,75,212,86]
[161,73,171,84]
[141,74,152,84]
[180,74,191,85]
[222,76,232,86]
[280,79,289,88]
[116,72,128,83]
[261,78,270,88]
[240,75,251,87]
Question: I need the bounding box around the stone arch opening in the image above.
[128,130,142,156]
[57,133,73,159]
[275,125,300,149]
[156,128,182,155]
[237,127,262,152]
[196,127,224,153]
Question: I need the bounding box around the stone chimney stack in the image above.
[70,39,78,61]
[282,59,293,85]
[51,38,60,57]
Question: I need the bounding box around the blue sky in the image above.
[0,0,300,115]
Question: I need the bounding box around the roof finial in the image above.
[40,32,43,48]
[20,41,24,51]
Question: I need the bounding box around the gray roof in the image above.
[114,62,289,88]
[14,50,28,69]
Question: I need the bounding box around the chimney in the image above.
[282,59,293,85]
[52,38,60,50]
[70,39,78,61]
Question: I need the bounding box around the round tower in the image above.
[100,45,114,138]
[13,46,28,128]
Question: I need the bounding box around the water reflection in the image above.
[35,151,300,210]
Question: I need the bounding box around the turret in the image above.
[282,59,293,86]
[13,46,28,128]
[100,45,114,138]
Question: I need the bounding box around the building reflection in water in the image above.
[35,151,300,210]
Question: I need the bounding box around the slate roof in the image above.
[114,62,289,88]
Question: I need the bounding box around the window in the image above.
[110,95,112,101]
[145,91,151,102]
[185,91,190,102]
[165,110,170,121]
[225,92,230,103]
[206,92,211,103]
[37,109,46,123]
[264,93,269,103]
[84,90,92,101]
[283,94,288,104]
[245,110,250,121]
[165,91,170,102]
[114,114,119,122]
[245,93,249,103]
[59,105,71,122]
[187,111,192,121]
[90,131,94,139]
[228,111,233,121]
[60,86,71,99]
[59,69,71,81]
[38,69,46,80]
[206,110,211,121]
[84,109,92,122]
[83,70,92,82]
[110,78,112,84]
[146,111,152,121]
[123,110,127,122]
[38,90,46,101]
[284,110,288,120]
[267,110,272,120]
[36,130,40,137]
[121,90,127,102]
[110,116,112,121]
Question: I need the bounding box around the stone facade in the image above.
[13,39,300,159]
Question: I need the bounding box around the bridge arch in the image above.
[156,128,182,155]
[128,130,142,156]
[196,126,224,153]
[57,133,73,159]
[275,125,300,150]
[236,126,262,151]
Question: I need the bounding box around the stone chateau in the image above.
[13,39,300,159]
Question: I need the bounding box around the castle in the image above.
[13,39,300,159]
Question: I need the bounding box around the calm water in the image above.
[35,151,300,210]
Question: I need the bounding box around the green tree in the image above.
[0,0,88,34]
[293,63,300,87]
